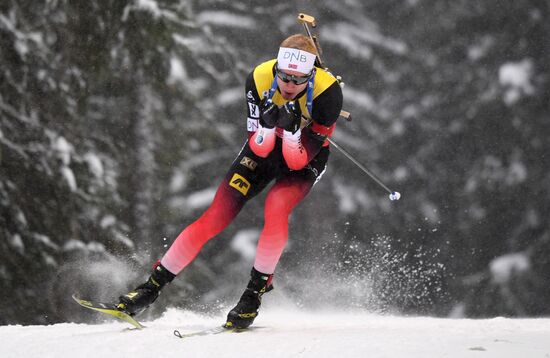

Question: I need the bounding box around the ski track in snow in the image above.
[1,308,549,358]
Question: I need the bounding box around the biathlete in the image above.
[117,33,343,329]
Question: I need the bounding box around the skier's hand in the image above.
[259,99,279,129]
[277,101,302,133]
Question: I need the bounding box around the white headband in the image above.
[277,47,316,74]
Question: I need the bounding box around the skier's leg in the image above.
[256,175,318,272]
[119,143,274,315]
[161,143,275,274]
[226,149,328,328]
[160,178,249,274]
[224,177,312,329]
[118,180,249,315]
[118,178,250,315]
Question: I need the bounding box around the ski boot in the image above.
[225,267,273,329]
[117,261,175,316]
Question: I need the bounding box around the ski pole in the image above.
[327,137,401,201]
[297,13,401,201]
[302,118,401,201]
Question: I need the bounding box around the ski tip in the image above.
[71,293,89,303]
[71,293,145,330]
[71,293,84,302]
[71,294,90,306]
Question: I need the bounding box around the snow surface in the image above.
[2,308,549,358]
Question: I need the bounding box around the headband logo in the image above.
[282,50,309,63]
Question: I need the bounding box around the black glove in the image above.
[277,101,302,133]
[259,99,279,129]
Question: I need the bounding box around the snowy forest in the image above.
[1,0,549,325]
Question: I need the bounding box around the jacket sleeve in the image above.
[282,81,343,170]
[245,70,277,157]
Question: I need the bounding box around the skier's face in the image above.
[276,69,310,100]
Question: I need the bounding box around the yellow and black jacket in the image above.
[245,59,343,170]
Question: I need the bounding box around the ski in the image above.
[173,324,247,339]
[72,294,144,329]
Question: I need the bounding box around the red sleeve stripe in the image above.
[311,122,335,137]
